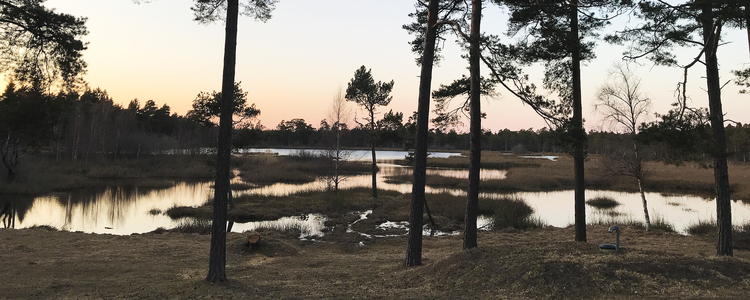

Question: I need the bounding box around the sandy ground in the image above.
[2,225,750,299]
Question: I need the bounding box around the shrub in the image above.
[586,197,620,209]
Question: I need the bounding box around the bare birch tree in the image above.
[323,87,352,194]
[595,63,652,230]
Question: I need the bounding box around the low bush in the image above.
[586,197,620,209]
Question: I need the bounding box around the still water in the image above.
[4,151,750,235]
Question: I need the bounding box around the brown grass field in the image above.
[3,225,750,299]
[4,151,750,298]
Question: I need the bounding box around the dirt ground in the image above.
[3,225,750,299]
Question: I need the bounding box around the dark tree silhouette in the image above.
[403,0,467,267]
[345,65,394,198]
[191,0,277,282]
[0,83,57,182]
[404,0,440,267]
[491,0,634,242]
[0,0,87,89]
[187,82,260,128]
[611,0,738,256]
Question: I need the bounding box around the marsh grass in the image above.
[586,196,620,209]
[650,214,676,232]
[234,153,369,185]
[0,154,214,195]
[491,197,546,230]
[172,218,212,234]
[166,205,211,220]
[686,219,716,236]
[229,183,254,191]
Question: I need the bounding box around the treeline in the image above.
[0,84,214,180]
[3,83,750,182]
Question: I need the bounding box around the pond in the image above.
[3,152,750,235]
[235,148,462,161]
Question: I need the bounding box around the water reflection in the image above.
[1,196,34,228]
[235,148,461,161]
[13,181,211,234]
[9,160,750,236]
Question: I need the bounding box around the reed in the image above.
[172,218,212,234]
[685,219,716,236]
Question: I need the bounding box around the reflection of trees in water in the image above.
[54,183,178,230]
[1,196,34,228]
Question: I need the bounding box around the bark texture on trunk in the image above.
[701,4,732,256]
[463,0,482,250]
[571,0,586,242]
[207,0,239,283]
[370,114,378,198]
[405,0,439,267]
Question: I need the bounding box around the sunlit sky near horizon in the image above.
[40,0,750,132]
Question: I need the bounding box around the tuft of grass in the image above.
[586,197,620,209]
[230,183,255,191]
[27,225,58,231]
[490,197,545,230]
[172,218,212,234]
[148,208,162,216]
[166,205,210,220]
[686,219,716,236]
[649,214,676,233]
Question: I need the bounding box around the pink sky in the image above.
[39,0,750,133]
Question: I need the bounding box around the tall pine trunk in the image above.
[701,4,732,256]
[370,112,378,198]
[571,0,586,242]
[207,0,238,282]
[463,0,482,250]
[406,0,439,267]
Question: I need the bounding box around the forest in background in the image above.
[2,81,750,169]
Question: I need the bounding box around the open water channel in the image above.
[3,149,750,236]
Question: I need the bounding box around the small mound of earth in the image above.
[232,229,302,257]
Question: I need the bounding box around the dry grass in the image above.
[234,153,370,185]
[389,153,750,200]
[3,225,750,299]
[0,154,214,195]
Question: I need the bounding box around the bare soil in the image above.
[3,225,750,299]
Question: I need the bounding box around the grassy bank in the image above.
[3,225,750,299]
[390,152,750,200]
[0,154,216,194]
[233,153,370,185]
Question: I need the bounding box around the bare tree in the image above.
[595,63,652,230]
[322,87,353,194]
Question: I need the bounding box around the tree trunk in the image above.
[370,114,378,198]
[405,0,439,267]
[637,178,651,231]
[571,0,586,242]
[701,5,732,256]
[207,0,239,283]
[463,0,482,250]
